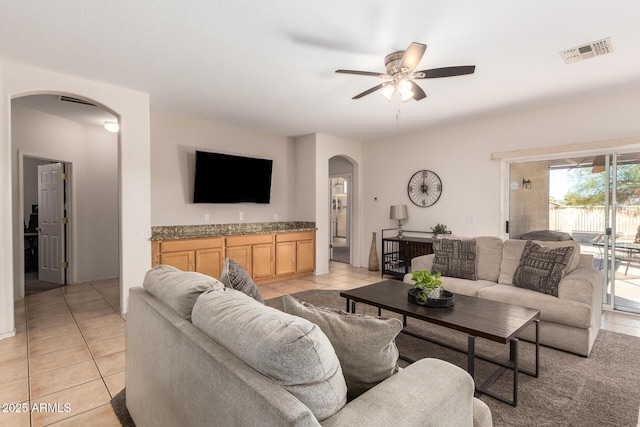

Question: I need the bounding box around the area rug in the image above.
[267,290,640,427]
[111,289,640,427]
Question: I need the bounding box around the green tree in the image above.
[562,165,640,206]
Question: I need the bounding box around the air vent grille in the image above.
[560,37,613,64]
[58,95,97,107]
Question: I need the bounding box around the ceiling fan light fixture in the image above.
[401,90,414,102]
[380,84,396,101]
[397,79,412,95]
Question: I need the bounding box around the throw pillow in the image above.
[513,240,575,297]
[143,264,224,320]
[283,295,403,401]
[432,238,478,280]
[219,258,264,303]
[192,288,347,420]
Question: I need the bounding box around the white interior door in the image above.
[38,163,65,284]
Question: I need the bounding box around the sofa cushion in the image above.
[474,236,504,282]
[498,239,581,285]
[513,241,575,297]
[439,277,498,297]
[220,258,264,303]
[477,284,592,329]
[520,230,572,241]
[143,265,224,320]
[432,238,477,280]
[192,288,347,420]
[283,295,402,400]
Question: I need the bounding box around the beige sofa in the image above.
[126,268,493,427]
[403,237,603,356]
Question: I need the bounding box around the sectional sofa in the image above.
[126,266,493,427]
[403,236,603,356]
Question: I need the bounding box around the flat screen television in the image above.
[193,150,273,204]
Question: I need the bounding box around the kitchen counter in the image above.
[150,221,316,241]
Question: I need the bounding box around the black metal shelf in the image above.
[381,229,435,277]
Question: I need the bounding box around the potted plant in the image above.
[410,270,443,304]
[431,223,448,237]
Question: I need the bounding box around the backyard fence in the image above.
[550,205,640,240]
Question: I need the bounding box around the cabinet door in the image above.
[276,241,296,275]
[196,248,223,279]
[159,251,194,272]
[296,240,315,272]
[253,243,275,279]
[226,245,252,276]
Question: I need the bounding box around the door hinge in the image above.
[61,173,66,180]
[62,217,68,224]
[62,261,68,268]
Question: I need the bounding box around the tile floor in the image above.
[1,262,639,426]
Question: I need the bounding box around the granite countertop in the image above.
[151,221,316,240]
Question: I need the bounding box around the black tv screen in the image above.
[193,151,273,204]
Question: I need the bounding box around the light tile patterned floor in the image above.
[1,262,638,426]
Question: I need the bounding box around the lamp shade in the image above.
[390,204,408,220]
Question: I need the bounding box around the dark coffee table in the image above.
[340,280,540,406]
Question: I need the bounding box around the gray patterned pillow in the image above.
[283,295,402,401]
[432,238,477,280]
[513,240,575,297]
[220,258,264,303]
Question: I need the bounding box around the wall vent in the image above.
[58,95,97,107]
[560,37,613,64]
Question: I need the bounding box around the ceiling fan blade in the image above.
[409,81,426,100]
[352,82,391,99]
[415,65,476,79]
[335,69,386,77]
[400,42,427,73]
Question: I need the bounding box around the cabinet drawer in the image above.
[276,230,315,243]
[160,237,223,253]
[226,234,273,247]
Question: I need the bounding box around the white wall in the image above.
[150,110,296,225]
[314,134,363,273]
[0,60,150,339]
[362,86,640,260]
[294,134,317,222]
[12,104,119,287]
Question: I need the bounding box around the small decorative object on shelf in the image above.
[430,223,448,237]
[408,270,455,307]
[368,231,380,271]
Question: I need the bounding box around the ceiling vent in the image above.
[560,37,613,64]
[58,95,97,107]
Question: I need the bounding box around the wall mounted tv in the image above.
[193,150,273,204]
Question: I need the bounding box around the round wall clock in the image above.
[407,170,442,207]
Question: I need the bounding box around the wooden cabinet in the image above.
[153,237,224,279]
[226,234,274,279]
[276,231,315,276]
[152,230,315,285]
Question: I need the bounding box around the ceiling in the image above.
[3,1,640,141]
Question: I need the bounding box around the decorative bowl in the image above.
[408,288,455,308]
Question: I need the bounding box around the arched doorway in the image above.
[12,94,120,302]
[329,155,354,264]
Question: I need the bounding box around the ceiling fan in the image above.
[335,42,475,102]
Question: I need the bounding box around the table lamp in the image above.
[390,204,408,238]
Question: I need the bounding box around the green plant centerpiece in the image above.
[431,223,448,237]
[410,270,443,304]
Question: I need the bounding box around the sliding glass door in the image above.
[508,151,640,314]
